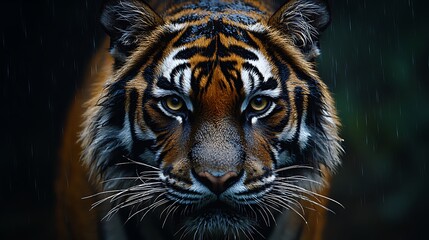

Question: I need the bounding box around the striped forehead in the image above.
[154,42,280,100]
[154,44,280,98]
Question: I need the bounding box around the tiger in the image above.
[55,0,342,239]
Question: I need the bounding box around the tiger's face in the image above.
[82,0,341,238]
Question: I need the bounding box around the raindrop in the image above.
[396,125,399,138]
[409,0,415,18]
[52,1,55,17]
[348,16,352,32]
[22,23,27,39]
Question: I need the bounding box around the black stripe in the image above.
[142,102,172,132]
[202,38,217,58]
[127,90,158,160]
[190,61,212,95]
[251,31,290,82]
[156,76,174,90]
[229,45,258,60]
[170,63,191,92]
[128,89,139,144]
[174,47,203,59]
[276,87,306,166]
[292,86,304,143]
[247,71,255,92]
[267,105,290,133]
[219,60,241,92]
[173,19,259,49]
[242,62,263,93]
[260,77,278,91]
[166,185,200,196]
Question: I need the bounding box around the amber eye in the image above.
[164,96,184,111]
[249,97,269,112]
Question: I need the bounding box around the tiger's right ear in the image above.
[269,0,330,61]
[101,0,163,63]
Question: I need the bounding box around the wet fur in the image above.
[56,1,342,239]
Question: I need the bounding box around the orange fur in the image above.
[55,1,339,239]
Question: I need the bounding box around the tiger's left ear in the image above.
[269,0,330,60]
[100,0,164,64]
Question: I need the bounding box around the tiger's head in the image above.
[81,0,342,238]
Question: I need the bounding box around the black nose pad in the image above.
[194,171,241,195]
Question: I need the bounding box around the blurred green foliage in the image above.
[319,0,429,239]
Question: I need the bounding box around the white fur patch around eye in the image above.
[298,115,311,150]
[241,67,254,96]
[181,67,192,96]
[154,47,191,96]
[240,49,280,114]
[247,49,274,83]
[157,102,183,123]
[240,66,280,97]
[153,47,194,112]
[240,49,274,97]
[250,102,277,125]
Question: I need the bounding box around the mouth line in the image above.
[188,199,244,218]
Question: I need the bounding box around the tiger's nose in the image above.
[196,171,240,195]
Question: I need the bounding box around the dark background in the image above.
[1,0,428,239]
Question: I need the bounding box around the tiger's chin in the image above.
[177,201,260,239]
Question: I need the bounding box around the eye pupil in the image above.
[254,97,263,106]
[170,97,180,105]
[165,96,183,111]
